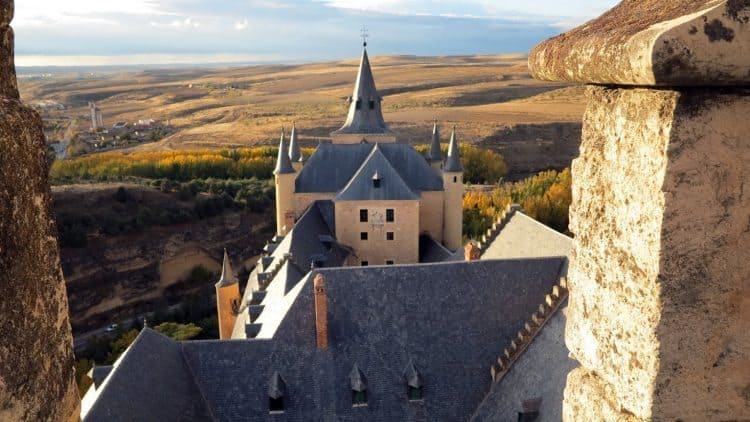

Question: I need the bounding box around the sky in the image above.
[13,0,619,66]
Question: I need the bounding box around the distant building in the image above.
[89,102,103,130]
[111,121,128,130]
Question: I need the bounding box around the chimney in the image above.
[464,242,481,261]
[314,273,328,349]
[284,210,296,233]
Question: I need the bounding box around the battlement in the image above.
[475,203,522,254]
[489,277,569,384]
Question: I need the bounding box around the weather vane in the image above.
[360,25,369,47]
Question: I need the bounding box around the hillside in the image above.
[20,55,585,177]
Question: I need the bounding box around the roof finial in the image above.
[360,25,369,48]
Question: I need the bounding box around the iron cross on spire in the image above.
[360,25,369,47]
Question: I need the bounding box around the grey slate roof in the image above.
[180,258,567,421]
[87,366,113,389]
[471,301,577,422]
[444,127,463,173]
[274,129,295,175]
[83,329,212,421]
[332,48,393,136]
[296,143,443,194]
[427,122,443,163]
[288,124,303,163]
[419,235,453,263]
[334,145,419,201]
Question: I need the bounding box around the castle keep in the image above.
[273,45,464,265]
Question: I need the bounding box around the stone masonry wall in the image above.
[0,0,80,419]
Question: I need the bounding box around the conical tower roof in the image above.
[216,249,238,287]
[332,48,392,136]
[288,123,303,163]
[274,128,295,175]
[427,121,442,163]
[444,126,463,173]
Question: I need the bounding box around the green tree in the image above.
[155,322,203,341]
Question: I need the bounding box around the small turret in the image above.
[442,126,464,251]
[427,120,443,172]
[215,249,241,340]
[274,128,296,236]
[288,123,304,172]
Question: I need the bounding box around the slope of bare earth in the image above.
[20,55,585,176]
[53,183,275,333]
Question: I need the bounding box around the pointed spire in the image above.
[274,127,295,175]
[427,120,442,162]
[288,123,303,163]
[331,45,392,136]
[444,126,463,173]
[216,249,238,287]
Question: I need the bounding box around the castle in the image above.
[79,44,576,421]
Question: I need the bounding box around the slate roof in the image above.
[87,366,113,389]
[444,127,463,173]
[419,234,453,263]
[274,129,295,175]
[296,143,443,194]
[427,122,443,163]
[334,145,419,201]
[332,48,393,136]
[288,124,303,163]
[82,329,212,421]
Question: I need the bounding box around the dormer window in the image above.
[355,100,362,110]
[368,99,376,109]
[372,172,381,188]
[403,361,424,402]
[518,398,542,421]
[268,372,287,414]
[350,364,368,407]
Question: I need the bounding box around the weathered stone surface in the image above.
[566,85,750,420]
[0,97,80,421]
[0,0,13,26]
[529,0,750,86]
[563,368,645,421]
[0,25,18,99]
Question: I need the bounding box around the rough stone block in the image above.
[563,368,646,422]
[0,25,18,99]
[0,98,79,421]
[566,85,750,419]
[0,0,12,26]
[530,0,750,86]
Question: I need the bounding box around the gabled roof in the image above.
[349,364,368,392]
[82,329,212,421]
[403,361,423,388]
[334,145,419,201]
[444,127,463,173]
[274,128,295,175]
[332,48,393,136]
[268,372,287,399]
[427,121,443,163]
[296,143,443,194]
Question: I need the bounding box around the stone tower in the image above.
[288,123,304,173]
[529,0,750,420]
[427,120,443,172]
[0,0,80,419]
[442,127,464,251]
[274,128,296,236]
[215,249,240,340]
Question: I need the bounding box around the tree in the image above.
[155,322,203,341]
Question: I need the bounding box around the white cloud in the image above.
[235,19,249,30]
[150,17,202,29]
[15,0,166,26]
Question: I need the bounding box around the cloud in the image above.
[150,17,202,28]
[235,19,249,30]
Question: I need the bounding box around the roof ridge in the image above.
[488,277,569,385]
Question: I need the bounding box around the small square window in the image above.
[387,232,394,241]
[386,260,394,265]
[360,209,368,222]
[355,100,361,110]
[352,390,368,406]
[269,397,284,414]
[408,386,423,401]
[386,209,394,222]
[368,100,376,110]
[361,261,369,267]
[360,232,368,240]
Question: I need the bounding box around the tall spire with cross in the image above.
[360,25,369,47]
[330,30,395,143]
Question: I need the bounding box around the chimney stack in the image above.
[313,273,328,349]
[464,242,481,261]
[284,210,296,233]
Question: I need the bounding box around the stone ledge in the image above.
[529,0,750,86]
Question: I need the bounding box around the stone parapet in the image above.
[529,0,750,86]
